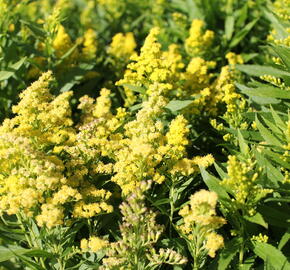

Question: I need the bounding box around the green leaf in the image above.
[0,57,27,81]
[10,57,27,70]
[218,237,242,270]
[237,129,249,155]
[0,246,31,263]
[271,45,290,69]
[255,115,283,147]
[253,149,284,188]
[252,242,290,270]
[262,116,283,136]
[240,256,256,270]
[225,127,263,141]
[200,168,231,207]
[225,15,234,40]
[56,43,79,64]
[236,64,290,78]
[121,84,146,94]
[263,149,290,169]
[176,176,196,195]
[229,18,258,48]
[25,249,54,258]
[235,3,248,27]
[236,83,290,100]
[186,0,204,20]
[165,100,193,112]
[20,20,46,38]
[278,229,290,250]
[263,9,289,39]
[214,162,227,179]
[60,82,75,93]
[129,103,142,112]
[244,212,268,229]
[270,106,287,130]
[265,197,290,203]
[0,71,14,81]
[152,198,170,207]
[17,254,46,270]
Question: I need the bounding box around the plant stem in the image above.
[169,182,176,237]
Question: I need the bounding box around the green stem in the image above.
[16,213,46,268]
[239,214,246,267]
[169,179,177,237]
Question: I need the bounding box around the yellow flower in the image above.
[205,232,224,258]
[82,28,97,60]
[226,52,244,65]
[88,237,109,252]
[251,233,269,243]
[185,19,214,56]
[178,189,226,259]
[108,32,136,60]
[222,155,273,214]
[166,115,189,159]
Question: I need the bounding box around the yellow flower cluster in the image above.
[222,155,273,215]
[179,190,226,258]
[251,233,269,243]
[226,52,244,66]
[172,12,187,29]
[166,115,189,158]
[81,236,109,252]
[111,90,167,194]
[260,74,288,89]
[116,27,181,105]
[115,19,242,117]
[273,0,290,20]
[0,72,113,227]
[110,87,213,194]
[72,188,113,218]
[185,19,214,56]
[6,71,74,146]
[209,52,246,127]
[82,28,98,60]
[171,155,214,176]
[108,32,136,60]
[268,28,290,47]
[53,24,78,60]
[27,14,98,79]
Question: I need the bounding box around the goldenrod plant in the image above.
[0,0,290,269]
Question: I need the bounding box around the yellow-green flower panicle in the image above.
[178,189,226,265]
[100,182,187,269]
[222,155,273,215]
[185,19,214,56]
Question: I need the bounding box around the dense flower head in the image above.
[53,24,78,61]
[112,89,167,194]
[178,189,226,258]
[0,72,114,227]
[222,155,273,215]
[82,28,98,60]
[108,32,136,60]
[81,236,109,252]
[166,114,189,159]
[185,19,214,56]
[116,27,180,105]
[6,71,75,147]
[273,0,290,20]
